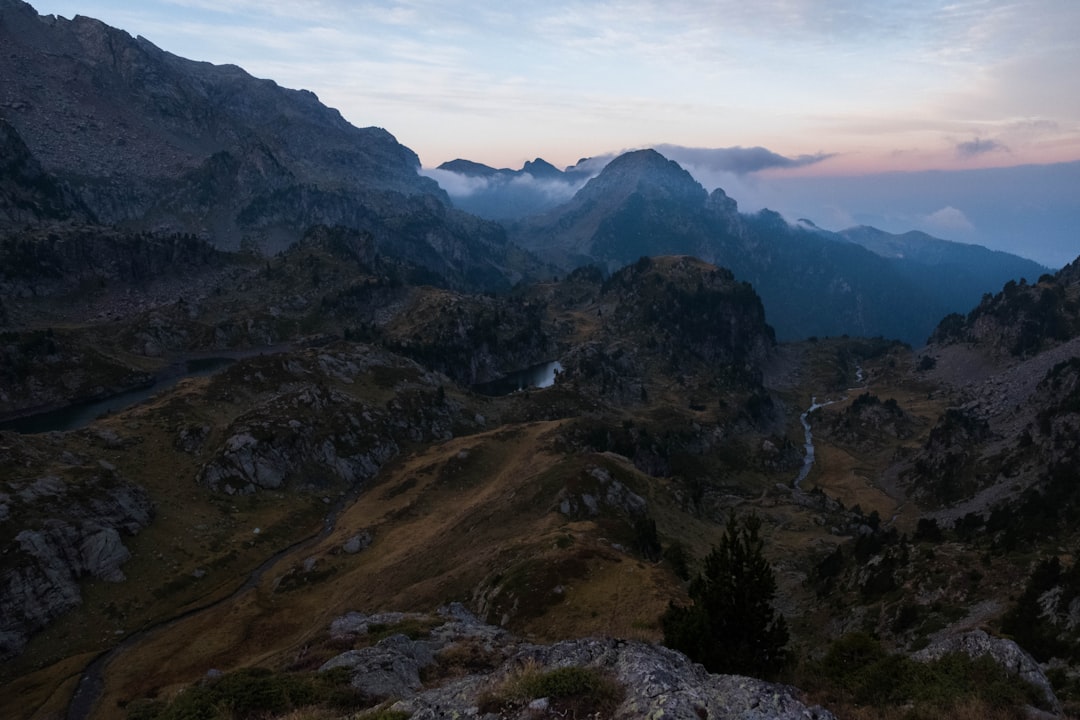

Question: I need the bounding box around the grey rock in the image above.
[342,530,373,554]
[324,610,833,720]
[912,628,1060,714]
[199,349,465,494]
[319,633,436,699]
[0,472,152,660]
[329,611,369,638]
[79,527,131,582]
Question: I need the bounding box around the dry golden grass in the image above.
[76,418,693,718]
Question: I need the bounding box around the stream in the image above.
[793,365,865,489]
[65,490,353,720]
[793,396,841,488]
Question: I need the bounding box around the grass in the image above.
[801,632,1045,719]
[121,666,368,720]
[478,662,623,718]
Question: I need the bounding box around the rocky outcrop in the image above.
[0,470,153,660]
[198,385,402,494]
[912,629,1061,714]
[929,262,1080,358]
[382,289,553,386]
[557,464,647,519]
[557,256,775,397]
[197,345,462,494]
[319,605,835,719]
[820,392,917,448]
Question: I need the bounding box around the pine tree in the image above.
[661,512,788,678]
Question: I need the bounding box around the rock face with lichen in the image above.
[318,605,836,720]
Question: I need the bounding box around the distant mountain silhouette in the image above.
[432,156,596,219]
[510,149,1047,345]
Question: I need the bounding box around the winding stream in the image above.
[793,365,865,489]
[793,396,841,488]
[66,491,352,720]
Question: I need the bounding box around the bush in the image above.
[479,663,623,718]
[126,666,366,720]
[806,633,1042,717]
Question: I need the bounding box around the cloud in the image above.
[418,168,492,198]
[922,206,975,234]
[656,144,836,175]
[956,138,1008,158]
[420,165,589,202]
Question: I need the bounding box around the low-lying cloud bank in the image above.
[422,144,834,220]
[422,146,1078,268]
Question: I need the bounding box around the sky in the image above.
[24,0,1080,266]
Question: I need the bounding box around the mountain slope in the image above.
[0,0,541,289]
[511,149,1046,346]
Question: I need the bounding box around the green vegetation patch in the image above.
[804,632,1044,717]
[124,666,367,720]
[479,664,623,718]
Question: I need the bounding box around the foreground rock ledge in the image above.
[319,604,834,720]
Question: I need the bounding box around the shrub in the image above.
[806,633,1043,717]
[479,663,623,718]
[125,666,366,720]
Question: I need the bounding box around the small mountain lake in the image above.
[472,360,563,396]
[0,357,236,435]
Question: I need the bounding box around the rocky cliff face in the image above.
[0,0,440,218]
[0,1,531,288]
[0,460,153,660]
[300,606,837,719]
[929,257,1080,358]
[0,119,92,226]
[196,344,464,495]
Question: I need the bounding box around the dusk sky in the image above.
[28,0,1080,172]
[25,0,1080,266]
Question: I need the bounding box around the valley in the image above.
[2,2,1080,718]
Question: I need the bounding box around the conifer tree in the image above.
[661,512,788,678]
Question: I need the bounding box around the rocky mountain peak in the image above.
[521,157,562,179]
[576,148,707,207]
[707,186,739,216]
[436,158,502,177]
[0,0,445,242]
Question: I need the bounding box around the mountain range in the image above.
[505,149,1047,344]
[0,0,529,290]
[0,0,1049,345]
